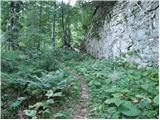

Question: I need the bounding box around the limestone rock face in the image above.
[85,1,159,67]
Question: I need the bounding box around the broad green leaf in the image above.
[47,99,54,104]
[112,112,120,119]
[153,96,159,105]
[17,97,27,101]
[10,101,21,108]
[46,90,53,98]
[104,98,123,106]
[54,112,65,118]
[32,116,38,119]
[53,92,63,97]
[94,81,101,87]
[140,84,156,95]
[107,107,117,114]
[137,99,149,109]
[29,105,35,109]
[112,93,123,98]
[32,89,42,95]
[118,101,141,117]
[24,109,37,117]
[10,97,27,108]
[43,109,50,118]
[88,80,94,86]
[34,102,43,110]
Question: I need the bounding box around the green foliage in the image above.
[44,50,158,119]
[1,0,93,50]
[1,49,80,119]
[127,50,138,56]
[54,112,68,118]
[118,101,141,117]
[2,0,158,119]
[1,50,22,73]
[10,97,27,108]
[24,110,37,118]
[73,58,158,119]
[1,48,159,119]
[153,96,159,106]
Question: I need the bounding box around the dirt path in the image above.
[70,70,89,119]
[55,61,89,118]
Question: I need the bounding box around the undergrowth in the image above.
[1,49,81,119]
[73,59,159,119]
[1,48,159,119]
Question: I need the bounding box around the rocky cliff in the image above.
[85,1,159,67]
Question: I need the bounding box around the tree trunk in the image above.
[61,1,69,48]
[37,1,42,50]
[51,1,56,48]
[79,2,87,52]
[81,3,87,35]
[7,1,22,50]
[66,0,71,47]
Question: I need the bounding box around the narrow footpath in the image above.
[71,69,89,119]
[55,60,89,118]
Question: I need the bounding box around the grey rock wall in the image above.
[85,1,159,67]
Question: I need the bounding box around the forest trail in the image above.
[56,61,89,119]
[70,69,89,119]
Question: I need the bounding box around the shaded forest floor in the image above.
[55,59,89,118]
[1,48,159,119]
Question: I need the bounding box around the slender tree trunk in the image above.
[66,0,71,47]
[51,1,56,48]
[7,1,22,50]
[61,0,72,48]
[80,1,87,52]
[81,2,87,35]
[61,1,66,48]
[37,1,42,50]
